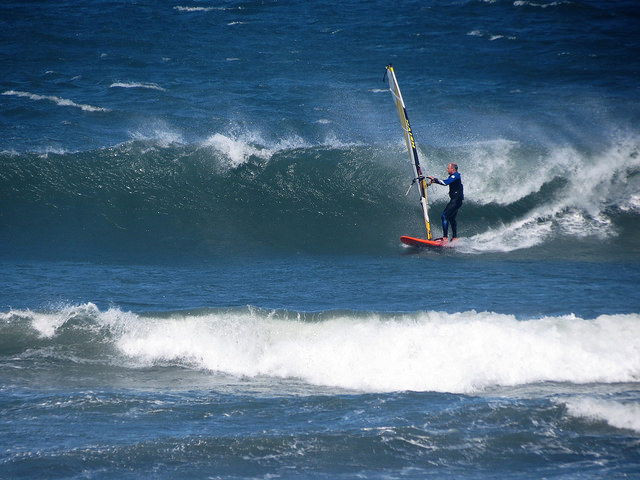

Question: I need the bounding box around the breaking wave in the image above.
[1,132,639,259]
[2,304,639,395]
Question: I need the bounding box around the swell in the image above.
[1,136,639,259]
[0,141,405,258]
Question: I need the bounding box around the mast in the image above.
[384,64,432,240]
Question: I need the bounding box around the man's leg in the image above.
[441,210,449,238]
[446,198,462,238]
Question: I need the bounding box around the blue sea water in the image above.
[2,0,640,478]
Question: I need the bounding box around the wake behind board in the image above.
[401,236,454,248]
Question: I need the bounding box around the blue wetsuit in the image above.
[432,172,463,239]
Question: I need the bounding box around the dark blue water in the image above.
[2,1,639,478]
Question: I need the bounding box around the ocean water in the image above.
[1,0,640,478]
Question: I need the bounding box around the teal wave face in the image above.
[1,136,639,260]
[0,142,406,258]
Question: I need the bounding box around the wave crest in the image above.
[2,90,109,113]
[1,134,639,258]
[2,305,639,394]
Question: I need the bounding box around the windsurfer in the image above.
[428,163,463,241]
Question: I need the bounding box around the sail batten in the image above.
[384,65,432,240]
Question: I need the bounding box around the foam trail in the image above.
[2,90,109,112]
[458,213,554,253]
[513,1,569,8]
[110,82,166,91]
[173,6,220,12]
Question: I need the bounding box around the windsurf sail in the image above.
[384,64,432,240]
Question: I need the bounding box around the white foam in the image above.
[513,1,568,8]
[463,138,547,205]
[35,146,71,157]
[466,30,515,41]
[203,133,269,168]
[563,398,640,433]
[556,209,611,239]
[460,215,553,253]
[173,6,219,12]
[460,134,640,251]
[2,90,109,112]
[321,131,360,150]
[622,193,640,213]
[8,304,640,393]
[110,82,165,91]
[110,308,640,393]
[0,149,20,156]
[202,131,311,168]
[29,303,101,338]
[129,123,184,148]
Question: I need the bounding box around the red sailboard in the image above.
[400,236,455,248]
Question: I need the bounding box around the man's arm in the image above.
[428,175,447,186]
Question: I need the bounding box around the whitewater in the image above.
[6,304,639,394]
[1,0,639,478]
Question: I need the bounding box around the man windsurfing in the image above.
[428,163,463,242]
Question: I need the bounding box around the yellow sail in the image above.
[384,65,431,240]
